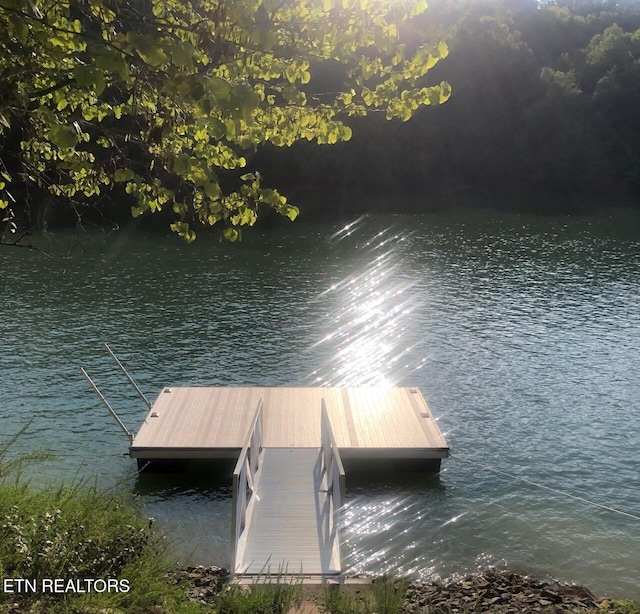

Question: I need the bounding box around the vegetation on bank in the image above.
[1,494,640,614]
[0,486,204,613]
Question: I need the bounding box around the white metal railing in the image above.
[320,398,346,574]
[230,398,263,576]
[80,367,134,442]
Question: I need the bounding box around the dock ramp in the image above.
[231,401,345,580]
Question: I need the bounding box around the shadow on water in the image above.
[132,459,236,497]
[131,458,446,494]
[343,458,446,491]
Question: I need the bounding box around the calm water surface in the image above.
[2,212,640,598]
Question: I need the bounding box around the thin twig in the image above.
[0,231,52,256]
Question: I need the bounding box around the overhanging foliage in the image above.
[0,0,450,241]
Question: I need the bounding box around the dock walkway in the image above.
[235,448,340,577]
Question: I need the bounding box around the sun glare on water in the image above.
[309,221,424,388]
[306,218,444,578]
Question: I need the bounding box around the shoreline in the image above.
[169,565,638,613]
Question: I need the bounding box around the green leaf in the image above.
[285,64,297,84]
[94,70,106,96]
[114,168,134,182]
[73,65,94,88]
[173,154,188,176]
[128,34,170,67]
[137,45,169,67]
[10,15,29,43]
[206,77,232,100]
[223,227,239,242]
[188,165,209,187]
[284,205,299,221]
[72,66,105,95]
[427,88,441,105]
[409,0,428,17]
[204,181,221,198]
[169,41,193,69]
[95,48,130,79]
[229,85,260,120]
[258,28,277,51]
[49,125,77,149]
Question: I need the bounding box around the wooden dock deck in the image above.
[129,386,449,462]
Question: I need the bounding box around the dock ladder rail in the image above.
[230,398,264,577]
[320,398,346,576]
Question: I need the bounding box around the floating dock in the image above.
[129,386,448,462]
[127,386,449,581]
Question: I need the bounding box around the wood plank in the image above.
[130,386,449,459]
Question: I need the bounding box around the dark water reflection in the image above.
[2,211,640,598]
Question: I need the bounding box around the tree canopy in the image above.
[257,0,640,214]
[0,0,450,242]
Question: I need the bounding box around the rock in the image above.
[166,564,229,606]
[400,569,603,613]
[166,565,604,613]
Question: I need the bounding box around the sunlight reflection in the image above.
[309,225,421,387]
[341,495,439,578]
[438,512,469,529]
[328,214,370,242]
[310,221,444,580]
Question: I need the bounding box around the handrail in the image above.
[230,398,263,577]
[104,343,152,409]
[320,398,346,574]
[80,367,134,442]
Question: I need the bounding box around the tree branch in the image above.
[0,231,51,256]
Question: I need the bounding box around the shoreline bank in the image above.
[169,565,638,613]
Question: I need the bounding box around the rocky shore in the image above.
[402,569,601,613]
[169,565,616,613]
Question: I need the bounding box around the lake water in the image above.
[2,211,640,599]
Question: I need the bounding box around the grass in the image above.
[214,583,300,614]
[324,576,410,614]
[0,479,211,614]
[597,602,640,614]
[0,427,209,614]
[0,428,300,614]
